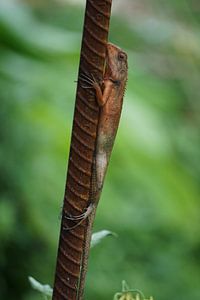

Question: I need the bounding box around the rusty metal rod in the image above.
[52,1,112,299]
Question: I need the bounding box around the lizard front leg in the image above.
[80,73,114,191]
[79,72,112,106]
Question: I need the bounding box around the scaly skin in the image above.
[76,43,128,299]
[94,42,128,190]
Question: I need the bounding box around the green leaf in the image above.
[28,276,53,298]
[91,230,117,248]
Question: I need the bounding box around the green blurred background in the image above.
[0,0,200,299]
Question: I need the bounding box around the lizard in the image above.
[65,42,128,299]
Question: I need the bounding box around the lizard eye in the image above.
[118,52,126,61]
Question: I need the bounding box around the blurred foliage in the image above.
[28,276,52,299]
[113,280,153,300]
[0,0,200,300]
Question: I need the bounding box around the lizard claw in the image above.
[63,204,94,231]
[79,72,102,89]
[64,209,88,220]
[78,71,104,106]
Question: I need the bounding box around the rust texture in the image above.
[52,1,112,299]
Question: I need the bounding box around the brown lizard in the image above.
[65,42,128,299]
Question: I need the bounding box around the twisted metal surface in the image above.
[53,1,112,299]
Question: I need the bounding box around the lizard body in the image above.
[65,42,128,299]
[94,43,128,190]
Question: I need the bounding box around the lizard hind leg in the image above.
[63,204,94,231]
[65,211,88,221]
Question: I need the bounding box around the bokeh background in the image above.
[0,0,200,299]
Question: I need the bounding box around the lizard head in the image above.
[105,43,128,82]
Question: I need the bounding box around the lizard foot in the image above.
[63,203,94,231]
[79,72,101,89]
[79,72,104,106]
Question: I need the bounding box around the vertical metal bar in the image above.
[52,1,112,299]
